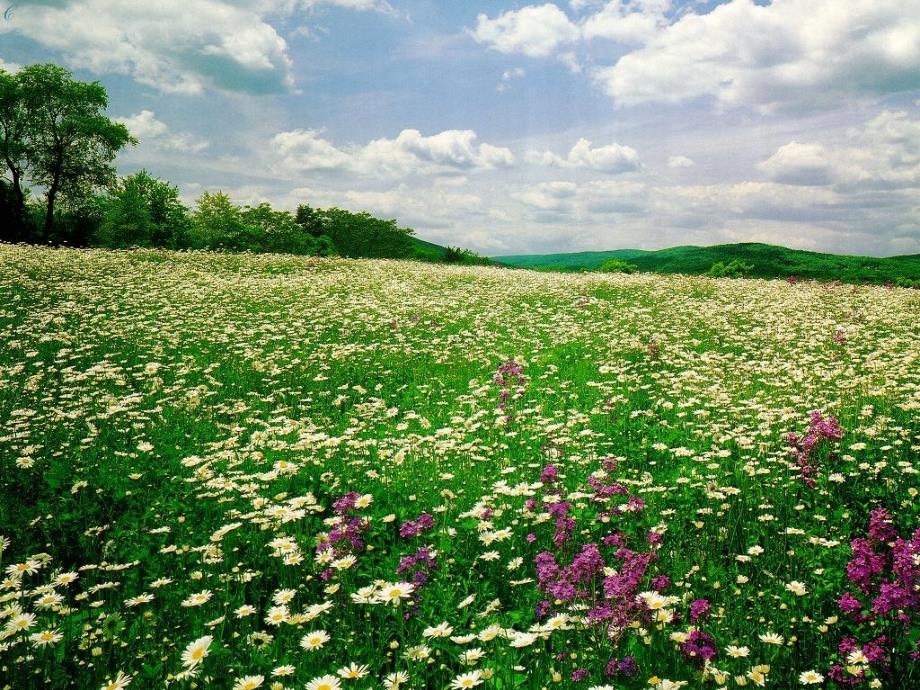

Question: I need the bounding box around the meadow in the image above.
[1,244,918,690]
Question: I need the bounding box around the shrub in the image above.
[707,259,754,278]
[444,246,489,265]
[599,258,639,274]
[95,171,190,249]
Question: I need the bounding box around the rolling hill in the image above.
[494,242,920,285]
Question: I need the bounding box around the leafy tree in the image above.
[599,258,639,274]
[0,180,34,242]
[96,171,190,248]
[444,245,489,265]
[191,192,334,256]
[318,207,416,258]
[189,191,255,251]
[0,70,32,241]
[5,64,133,240]
[242,202,333,256]
[295,204,328,237]
[707,259,754,278]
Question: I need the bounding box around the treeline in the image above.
[0,63,488,265]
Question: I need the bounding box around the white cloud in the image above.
[759,110,920,189]
[271,127,515,177]
[528,137,640,173]
[593,0,920,110]
[116,110,209,153]
[0,0,292,94]
[472,4,580,57]
[497,66,526,91]
[667,155,695,169]
[581,0,671,45]
[757,142,836,185]
[0,0,390,94]
[472,1,920,112]
[0,57,22,74]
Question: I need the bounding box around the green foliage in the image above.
[893,276,920,289]
[189,191,252,250]
[707,258,754,278]
[598,258,639,274]
[298,205,416,258]
[95,170,190,249]
[190,192,333,256]
[0,179,35,242]
[240,202,334,256]
[497,242,920,286]
[444,245,490,265]
[5,64,134,239]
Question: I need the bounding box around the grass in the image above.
[493,242,920,285]
[1,244,918,690]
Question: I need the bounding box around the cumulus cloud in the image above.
[759,110,920,189]
[0,57,22,74]
[0,0,389,94]
[271,127,515,177]
[581,0,671,45]
[472,1,919,112]
[116,111,210,153]
[474,1,670,57]
[667,155,695,169]
[593,0,920,110]
[472,4,580,57]
[528,138,640,173]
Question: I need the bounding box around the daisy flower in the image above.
[423,621,454,638]
[799,670,824,685]
[450,670,483,689]
[100,671,132,690]
[180,635,213,668]
[181,590,213,607]
[232,675,263,690]
[375,581,414,605]
[300,630,331,651]
[29,629,63,647]
[785,581,808,596]
[337,663,369,679]
[307,675,342,690]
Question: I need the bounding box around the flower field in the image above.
[1,244,918,690]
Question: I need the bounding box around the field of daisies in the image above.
[1,244,918,690]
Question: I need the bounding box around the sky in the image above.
[1,0,919,257]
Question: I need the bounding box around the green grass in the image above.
[494,242,920,285]
[1,245,918,690]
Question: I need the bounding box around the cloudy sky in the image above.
[2,0,919,256]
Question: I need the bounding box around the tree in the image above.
[0,69,31,240]
[189,191,254,250]
[707,259,754,278]
[318,207,416,258]
[242,202,334,256]
[295,204,328,237]
[13,64,133,240]
[97,171,190,248]
[599,258,638,274]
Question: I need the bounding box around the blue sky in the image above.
[2,0,918,256]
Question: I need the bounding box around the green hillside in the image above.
[494,242,920,285]
[410,235,452,261]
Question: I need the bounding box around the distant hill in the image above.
[493,242,920,285]
[410,236,452,261]
[411,236,494,265]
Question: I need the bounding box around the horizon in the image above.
[1,1,918,257]
[490,241,920,260]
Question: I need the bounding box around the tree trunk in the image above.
[43,185,57,241]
